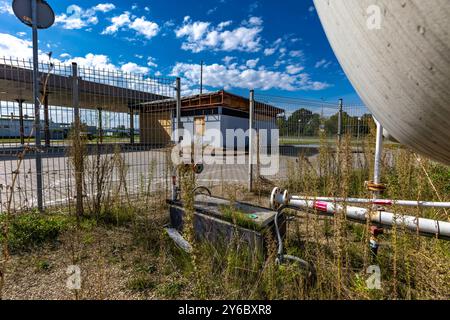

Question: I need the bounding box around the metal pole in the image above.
[32,0,43,211]
[129,107,134,144]
[176,77,182,142]
[43,93,50,147]
[200,61,203,95]
[357,117,361,146]
[337,98,343,143]
[98,108,103,144]
[248,89,255,192]
[72,62,83,217]
[373,118,383,198]
[17,99,25,145]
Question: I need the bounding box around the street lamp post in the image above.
[13,0,55,211]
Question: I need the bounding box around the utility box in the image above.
[167,195,286,254]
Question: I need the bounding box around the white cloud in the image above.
[207,7,217,15]
[176,20,210,42]
[0,33,34,59]
[0,33,114,71]
[94,3,116,13]
[264,38,283,56]
[120,62,150,74]
[247,17,263,26]
[16,32,27,37]
[164,20,175,28]
[246,58,259,69]
[315,59,332,68]
[102,12,131,34]
[0,0,12,15]
[175,17,263,53]
[0,33,156,80]
[68,54,151,75]
[171,62,330,92]
[102,12,159,39]
[0,33,56,63]
[55,4,106,30]
[308,6,315,12]
[289,50,303,58]
[217,20,233,30]
[286,64,304,75]
[130,17,160,39]
[69,53,117,70]
[264,48,276,56]
[222,56,236,65]
[274,59,286,68]
[147,57,158,68]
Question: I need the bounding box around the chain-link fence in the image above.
[0,57,375,212]
[254,93,372,146]
[0,57,177,213]
[250,92,373,184]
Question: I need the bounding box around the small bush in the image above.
[127,276,156,292]
[157,280,185,298]
[429,164,450,195]
[99,206,135,227]
[0,212,69,252]
[35,259,52,271]
[221,206,261,231]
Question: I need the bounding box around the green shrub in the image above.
[127,276,156,292]
[36,259,52,271]
[429,164,450,195]
[99,206,135,227]
[0,213,69,252]
[220,206,262,231]
[157,280,185,298]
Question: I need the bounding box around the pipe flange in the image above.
[270,187,281,210]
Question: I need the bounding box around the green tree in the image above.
[284,108,320,137]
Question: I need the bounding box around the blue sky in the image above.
[0,0,362,104]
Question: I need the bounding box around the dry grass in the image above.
[1,126,449,300]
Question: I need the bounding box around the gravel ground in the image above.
[2,226,158,300]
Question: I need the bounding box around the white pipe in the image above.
[373,118,383,199]
[270,188,450,240]
[289,196,450,209]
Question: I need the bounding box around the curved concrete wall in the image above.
[314,0,450,164]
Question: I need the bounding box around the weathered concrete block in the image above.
[167,195,286,254]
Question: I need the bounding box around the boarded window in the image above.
[194,116,205,137]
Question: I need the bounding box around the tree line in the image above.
[276,108,374,137]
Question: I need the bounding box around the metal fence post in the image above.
[337,98,343,143]
[43,93,50,147]
[248,89,255,192]
[129,106,135,144]
[98,108,103,143]
[32,0,43,211]
[17,99,25,145]
[176,77,182,142]
[72,62,83,217]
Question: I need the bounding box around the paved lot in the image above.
[0,148,302,211]
[0,144,371,211]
